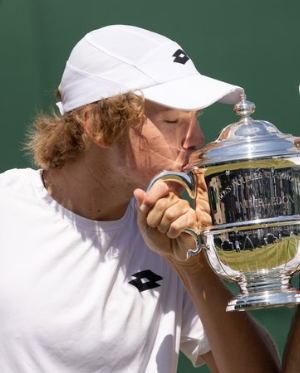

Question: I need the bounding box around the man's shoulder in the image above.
[0,168,39,195]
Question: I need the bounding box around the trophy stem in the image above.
[226,270,300,311]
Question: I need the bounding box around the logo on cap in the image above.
[172,49,190,64]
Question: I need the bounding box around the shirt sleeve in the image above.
[180,289,211,367]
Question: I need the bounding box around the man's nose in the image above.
[182,118,205,151]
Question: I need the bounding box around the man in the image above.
[0,25,280,372]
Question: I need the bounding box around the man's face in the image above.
[121,100,205,190]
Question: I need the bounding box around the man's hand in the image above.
[133,180,199,263]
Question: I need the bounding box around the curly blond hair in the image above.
[25,91,145,169]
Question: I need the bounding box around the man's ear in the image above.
[81,106,109,148]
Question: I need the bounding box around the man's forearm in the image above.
[167,252,280,373]
[282,305,300,372]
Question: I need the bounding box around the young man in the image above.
[0,25,280,372]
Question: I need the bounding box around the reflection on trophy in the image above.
[148,95,300,311]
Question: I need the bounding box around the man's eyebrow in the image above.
[159,107,177,113]
[159,108,202,114]
[150,103,202,116]
[151,107,179,116]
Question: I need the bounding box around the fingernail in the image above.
[139,203,148,213]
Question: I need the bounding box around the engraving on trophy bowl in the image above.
[204,158,300,227]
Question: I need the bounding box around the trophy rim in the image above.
[226,288,300,312]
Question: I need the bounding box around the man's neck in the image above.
[42,162,133,221]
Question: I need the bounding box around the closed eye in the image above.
[164,119,178,124]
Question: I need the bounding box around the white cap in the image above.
[57,25,244,114]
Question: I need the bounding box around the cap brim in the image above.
[139,74,244,111]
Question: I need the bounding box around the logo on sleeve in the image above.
[129,270,163,292]
[172,49,190,64]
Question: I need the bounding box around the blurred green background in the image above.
[1,0,299,371]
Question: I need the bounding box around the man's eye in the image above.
[164,119,178,124]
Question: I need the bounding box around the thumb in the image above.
[133,188,148,230]
[133,188,147,212]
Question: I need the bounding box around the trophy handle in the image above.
[185,228,206,259]
[147,170,204,259]
[147,170,197,199]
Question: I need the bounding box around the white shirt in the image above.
[0,168,210,373]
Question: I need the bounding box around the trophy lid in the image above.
[187,94,300,168]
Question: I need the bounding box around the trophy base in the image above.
[227,288,300,312]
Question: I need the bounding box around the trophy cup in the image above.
[148,95,300,311]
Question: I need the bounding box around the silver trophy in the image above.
[148,95,300,311]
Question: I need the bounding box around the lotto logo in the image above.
[129,270,163,292]
[172,49,190,64]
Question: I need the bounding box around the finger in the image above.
[196,200,212,228]
[149,198,191,234]
[195,189,211,227]
[133,188,146,212]
[195,196,210,214]
[196,209,212,227]
[195,171,208,192]
[146,192,179,229]
[166,208,197,239]
[133,188,149,232]
[139,180,170,213]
